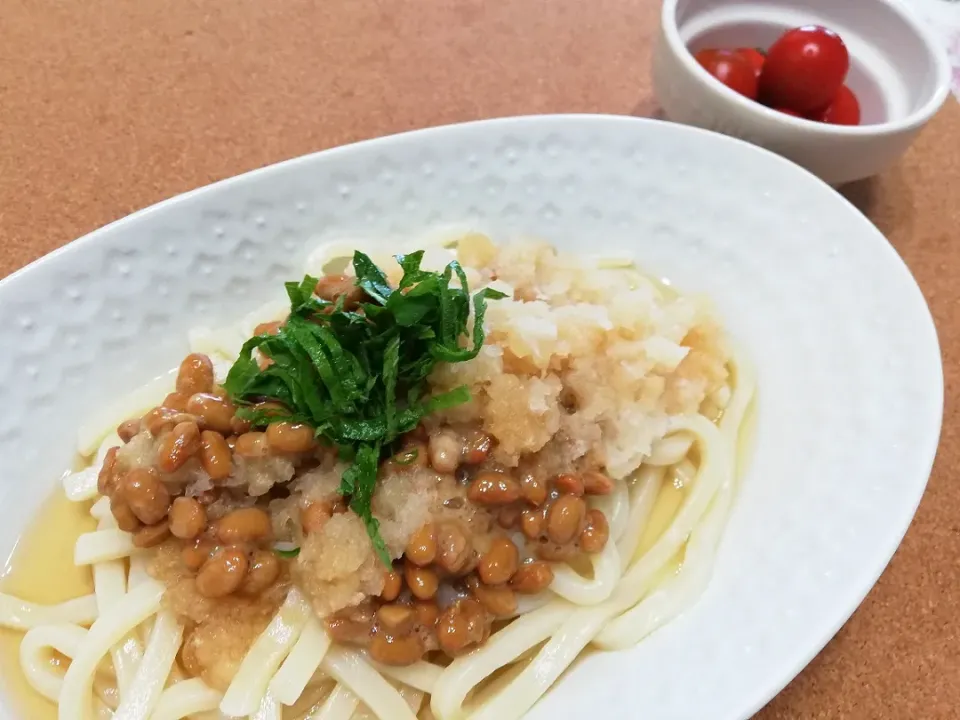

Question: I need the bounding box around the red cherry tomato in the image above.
[694,49,759,100]
[736,48,766,76]
[759,25,849,112]
[774,107,803,117]
[815,84,861,125]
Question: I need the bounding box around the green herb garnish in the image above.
[394,448,420,466]
[274,545,301,559]
[224,251,505,565]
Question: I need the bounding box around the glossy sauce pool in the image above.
[0,489,96,720]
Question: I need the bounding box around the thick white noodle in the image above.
[510,592,554,618]
[187,326,245,367]
[470,604,611,720]
[251,690,283,720]
[594,363,754,649]
[430,601,571,718]
[0,594,99,631]
[63,467,99,502]
[645,431,695,467]
[127,552,153,589]
[92,512,142,697]
[709,383,732,410]
[191,711,230,720]
[592,477,630,542]
[398,685,426,715]
[319,647,417,720]
[548,471,631,610]
[240,299,291,339]
[305,240,396,280]
[93,676,120,710]
[309,683,360,720]
[592,507,718,651]
[57,579,165,720]
[74,529,136,565]
[77,369,176,456]
[352,683,425,719]
[151,679,222,720]
[548,540,621,605]
[605,414,728,613]
[219,588,312,717]
[367,659,442,695]
[64,435,119,501]
[90,496,112,521]
[614,466,664,572]
[718,359,755,452]
[19,623,87,701]
[673,458,697,490]
[269,615,332,705]
[112,609,184,720]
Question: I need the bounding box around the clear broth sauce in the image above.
[0,489,96,720]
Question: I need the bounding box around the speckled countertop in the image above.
[1,1,959,717]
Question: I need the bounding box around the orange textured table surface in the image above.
[2,1,959,717]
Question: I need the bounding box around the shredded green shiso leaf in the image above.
[224,251,505,565]
[273,543,301,559]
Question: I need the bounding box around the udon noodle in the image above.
[0,233,755,720]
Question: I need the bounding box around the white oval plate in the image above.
[0,116,942,719]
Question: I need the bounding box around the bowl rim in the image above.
[0,113,944,720]
[660,0,953,135]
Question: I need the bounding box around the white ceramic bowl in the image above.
[652,0,953,185]
[0,116,943,719]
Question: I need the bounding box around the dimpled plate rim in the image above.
[0,115,943,720]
